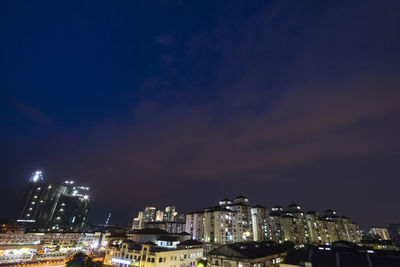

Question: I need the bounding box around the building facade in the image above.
[132,206,184,231]
[185,197,361,245]
[185,212,204,241]
[104,239,204,267]
[370,227,391,240]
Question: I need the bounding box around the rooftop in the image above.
[133,228,169,235]
[209,241,289,259]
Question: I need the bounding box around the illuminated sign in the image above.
[17,219,36,222]
[112,258,132,264]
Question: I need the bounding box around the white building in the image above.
[104,239,204,267]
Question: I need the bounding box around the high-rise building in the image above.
[163,206,178,222]
[14,172,90,231]
[14,171,58,228]
[185,211,204,241]
[251,205,269,241]
[143,207,157,223]
[230,196,253,242]
[132,211,144,230]
[132,206,183,230]
[203,206,236,244]
[186,197,361,245]
[49,181,90,231]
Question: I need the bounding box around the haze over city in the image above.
[1,0,400,229]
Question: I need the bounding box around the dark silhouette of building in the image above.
[14,171,59,228]
[14,172,90,231]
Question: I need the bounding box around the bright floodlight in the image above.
[29,171,43,183]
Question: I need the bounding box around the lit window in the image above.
[32,202,35,205]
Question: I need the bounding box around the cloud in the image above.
[2,1,400,225]
[153,34,175,46]
[8,98,53,126]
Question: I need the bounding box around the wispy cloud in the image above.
[153,34,175,46]
[8,98,53,126]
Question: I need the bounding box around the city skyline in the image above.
[1,1,400,228]
[5,170,395,231]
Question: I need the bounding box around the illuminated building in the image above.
[185,211,204,241]
[104,238,204,267]
[132,212,144,230]
[14,172,91,231]
[14,171,58,228]
[251,205,269,242]
[268,206,361,245]
[143,221,186,234]
[156,210,164,222]
[0,231,109,264]
[132,206,183,230]
[203,206,236,244]
[49,181,90,231]
[187,197,361,245]
[370,227,391,240]
[188,196,268,244]
[163,206,178,222]
[229,196,254,242]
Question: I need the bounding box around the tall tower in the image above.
[14,171,58,227]
[49,180,90,231]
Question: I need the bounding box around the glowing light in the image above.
[30,171,43,183]
[197,260,206,267]
[112,258,131,264]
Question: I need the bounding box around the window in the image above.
[164,257,166,262]
[159,258,163,263]
[215,260,219,266]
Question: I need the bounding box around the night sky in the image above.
[1,1,400,228]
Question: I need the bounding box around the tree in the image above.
[65,251,102,267]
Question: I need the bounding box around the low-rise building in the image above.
[282,243,400,266]
[104,239,204,267]
[207,241,288,267]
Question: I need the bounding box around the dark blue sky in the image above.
[1,1,400,228]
